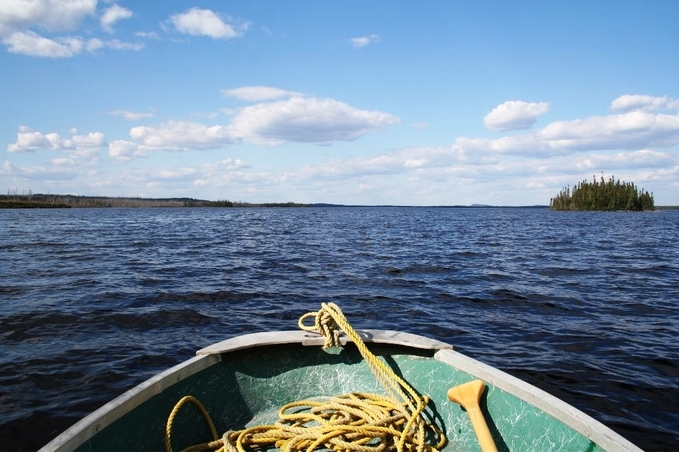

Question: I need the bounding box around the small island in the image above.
[550,175,655,211]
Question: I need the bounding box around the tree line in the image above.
[550,175,655,211]
[1,191,309,209]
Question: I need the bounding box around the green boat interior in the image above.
[76,342,603,452]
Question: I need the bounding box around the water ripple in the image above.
[1,207,678,450]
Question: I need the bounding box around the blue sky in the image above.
[1,0,678,205]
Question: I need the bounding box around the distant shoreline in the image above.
[0,194,307,209]
[1,194,676,210]
[0,194,550,209]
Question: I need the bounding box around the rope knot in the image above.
[298,302,343,349]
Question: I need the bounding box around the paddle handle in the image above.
[465,404,498,452]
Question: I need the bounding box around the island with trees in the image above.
[550,175,655,211]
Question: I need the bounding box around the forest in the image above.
[0,190,308,209]
[550,175,655,211]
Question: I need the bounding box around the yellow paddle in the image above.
[447,380,498,452]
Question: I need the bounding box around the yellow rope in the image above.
[166,396,220,452]
[166,303,446,452]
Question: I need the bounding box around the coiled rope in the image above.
[166,303,446,452]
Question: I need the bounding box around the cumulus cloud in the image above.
[0,0,97,35]
[71,131,106,149]
[467,109,679,157]
[129,121,236,150]
[6,95,678,205]
[2,30,83,57]
[100,4,132,33]
[222,86,302,101]
[610,94,679,113]
[7,127,105,167]
[484,100,550,131]
[108,120,238,161]
[229,97,399,146]
[169,8,249,39]
[8,126,66,152]
[107,94,400,158]
[108,140,147,161]
[8,126,105,153]
[351,34,380,48]
[537,111,679,151]
[0,0,142,57]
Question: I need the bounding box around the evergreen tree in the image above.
[550,175,655,211]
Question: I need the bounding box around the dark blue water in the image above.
[1,207,678,451]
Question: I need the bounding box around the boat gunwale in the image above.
[434,348,642,452]
[39,330,642,452]
[196,329,453,355]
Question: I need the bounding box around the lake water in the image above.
[1,207,678,451]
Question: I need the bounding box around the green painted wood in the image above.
[75,343,603,452]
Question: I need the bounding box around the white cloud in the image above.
[107,95,400,158]
[50,145,100,166]
[7,126,66,152]
[462,110,679,156]
[2,30,141,57]
[276,95,679,193]
[6,127,105,167]
[287,143,677,205]
[2,30,83,57]
[109,110,155,121]
[91,156,254,194]
[128,120,236,151]
[484,100,550,131]
[169,8,248,39]
[537,111,679,151]
[108,140,147,161]
[71,131,106,148]
[292,146,458,182]
[610,94,679,113]
[351,34,380,48]
[1,159,80,181]
[10,93,675,205]
[8,127,105,152]
[228,97,399,146]
[0,0,97,35]
[222,86,302,101]
[572,150,674,171]
[0,1,141,57]
[100,4,132,33]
